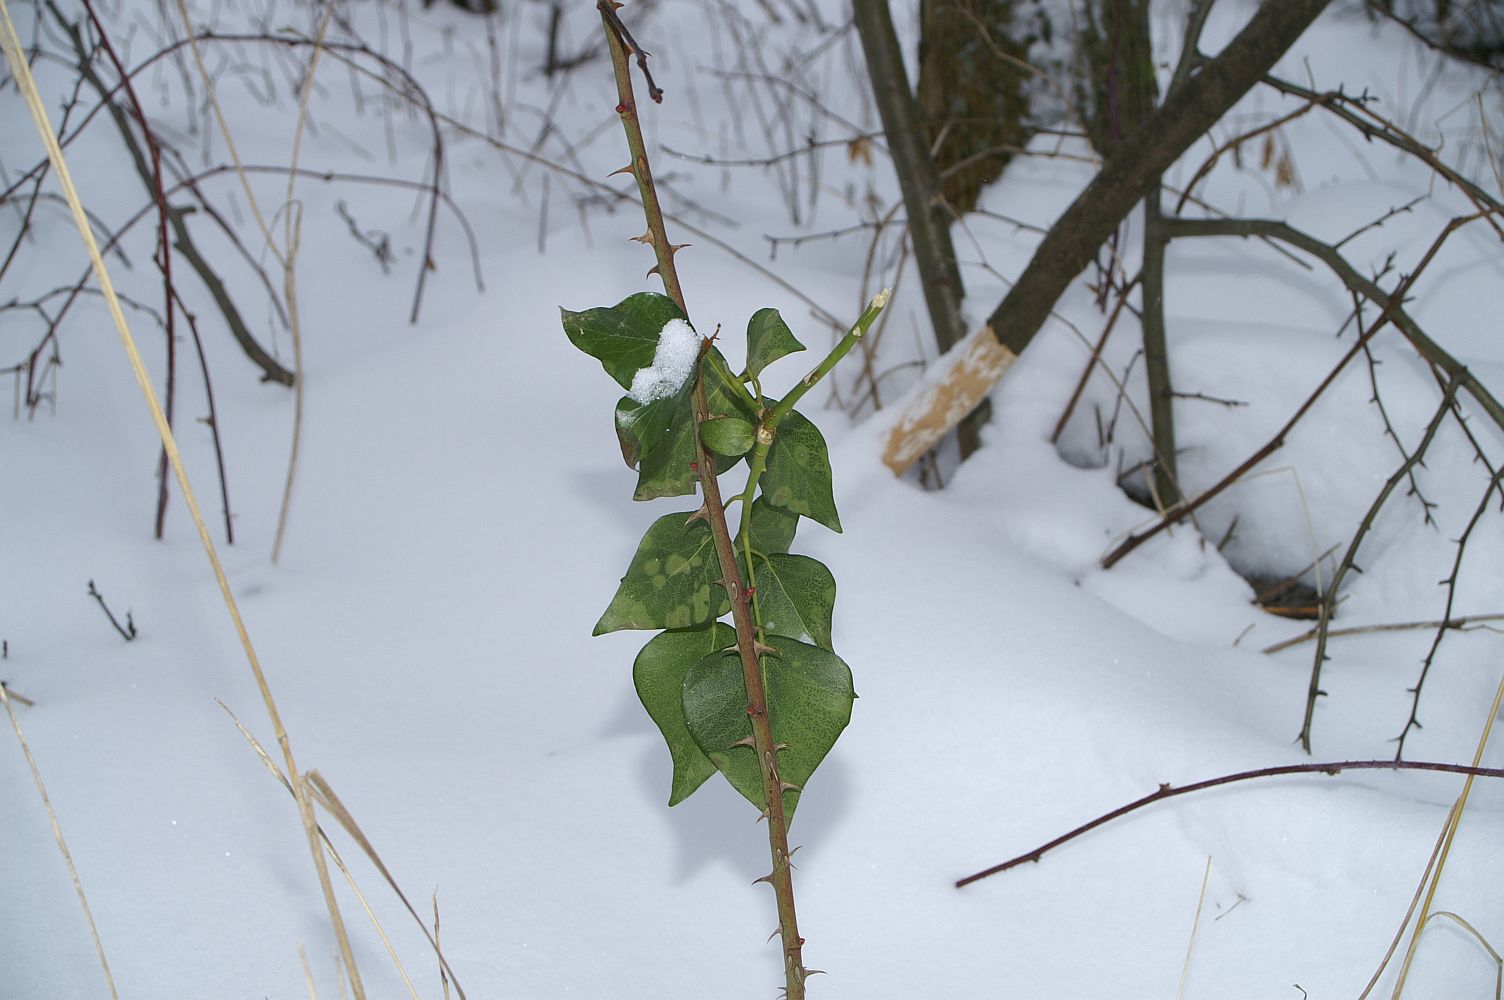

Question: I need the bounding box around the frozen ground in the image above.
[2,1,1502,997]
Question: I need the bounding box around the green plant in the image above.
[562,286,886,995]
[559,10,887,995]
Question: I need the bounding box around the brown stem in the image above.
[1051,272,1139,444]
[1262,613,1504,655]
[598,6,808,994]
[956,759,1504,887]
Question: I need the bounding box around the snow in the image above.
[627,319,700,403]
[2,1,1501,998]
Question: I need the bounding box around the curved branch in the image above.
[1164,216,1504,429]
[1101,212,1499,569]
[956,759,1504,888]
[1301,376,1460,752]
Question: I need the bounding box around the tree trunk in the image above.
[853,0,986,456]
[883,0,1334,474]
[916,0,1032,213]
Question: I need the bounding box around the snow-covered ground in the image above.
[3,0,1501,997]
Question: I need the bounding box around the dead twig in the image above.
[86,580,137,641]
[1263,612,1504,655]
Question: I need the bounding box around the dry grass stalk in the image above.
[272,2,336,566]
[1423,912,1502,997]
[300,945,319,999]
[1263,613,1504,655]
[435,893,452,1000]
[1175,856,1214,1000]
[1389,664,1504,997]
[0,9,363,995]
[219,702,466,999]
[0,682,119,999]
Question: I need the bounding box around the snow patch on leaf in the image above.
[627,319,699,404]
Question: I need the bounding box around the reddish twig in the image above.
[1051,271,1140,444]
[957,759,1504,888]
[77,0,180,539]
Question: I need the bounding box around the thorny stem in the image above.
[1101,212,1495,572]
[1395,465,1504,758]
[600,6,809,994]
[1300,376,1461,752]
[956,759,1504,887]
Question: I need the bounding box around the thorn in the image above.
[752,639,780,658]
[779,780,802,793]
[646,265,662,279]
[685,504,710,526]
[629,230,655,246]
[756,806,771,824]
[752,872,775,886]
[773,742,790,752]
[668,242,691,255]
[766,925,782,943]
[608,162,634,177]
[804,968,827,977]
[731,735,756,749]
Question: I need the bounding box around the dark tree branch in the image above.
[852,0,982,454]
[1301,375,1460,752]
[844,19,957,312]
[1262,74,1504,239]
[1163,216,1504,430]
[882,0,1333,473]
[985,0,1332,357]
[1101,212,1499,570]
[1396,465,1504,758]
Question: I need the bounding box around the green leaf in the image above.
[562,292,687,390]
[634,624,738,805]
[761,409,842,532]
[699,416,755,458]
[594,513,730,634]
[745,308,805,380]
[681,638,854,825]
[750,554,835,651]
[628,348,753,501]
[615,384,693,470]
[631,393,700,500]
[736,495,798,556]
